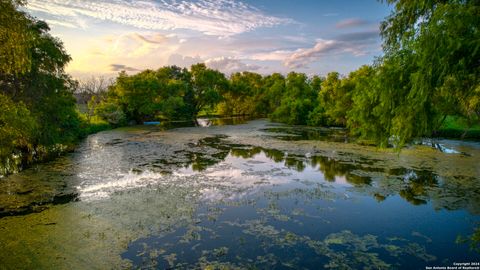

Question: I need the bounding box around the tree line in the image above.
[1,0,479,174]
[91,0,479,147]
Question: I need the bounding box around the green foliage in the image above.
[271,72,317,125]
[376,0,480,146]
[94,101,127,126]
[345,66,386,143]
[436,115,480,139]
[78,114,111,135]
[94,64,229,124]
[3,0,478,177]
[308,72,354,126]
[190,63,228,116]
[0,0,32,74]
[218,71,263,116]
[0,1,86,174]
[257,73,286,116]
[0,93,36,161]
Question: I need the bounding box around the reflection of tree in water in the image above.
[230,147,262,159]
[284,156,306,172]
[310,156,371,185]
[398,170,438,205]
[262,148,284,163]
[184,136,230,171]
[177,136,478,212]
[186,152,224,171]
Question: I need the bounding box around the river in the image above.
[0,119,479,269]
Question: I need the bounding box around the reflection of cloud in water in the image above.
[333,175,350,186]
[77,170,164,200]
[196,118,211,127]
[76,152,295,202]
[175,153,294,202]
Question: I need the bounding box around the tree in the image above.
[271,72,317,125]
[0,93,36,166]
[218,71,263,116]
[73,76,112,121]
[110,70,162,123]
[0,0,32,75]
[377,0,480,145]
[258,73,286,116]
[155,66,194,120]
[94,101,126,126]
[189,63,228,117]
[1,0,81,147]
[346,65,387,144]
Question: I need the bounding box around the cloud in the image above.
[251,50,293,61]
[26,0,292,36]
[132,33,167,44]
[43,18,78,28]
[167,54,203,68]
[336,18,369,29]
[283,31,380,68]
[205,57,261,74]
[167,54,262,74]
[284,40,339,68]
[104,33,173,57]
[109,64,138,72]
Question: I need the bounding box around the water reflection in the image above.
[0,119,479,269]
[0,129,477,216]
[262,126,350,143]
[158,116,252,129]
[3,132,467,212]
[166,135,448,209]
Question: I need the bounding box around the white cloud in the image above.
[26,0,292,36]
[205,57,261,74]
[104,33,172,57]
[43,19,78,29]
[251,50,295,61]
[284,39,340,68]
[65,32,180,74]
[167,54,203,68]
[266,31,379,69]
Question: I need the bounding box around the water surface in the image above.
[0,119,479,269]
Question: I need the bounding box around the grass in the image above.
[437,116,480,139]
[78,114,112,136]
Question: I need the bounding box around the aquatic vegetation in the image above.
[456,226,480,253]
[0,119,478,269]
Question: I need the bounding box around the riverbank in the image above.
[0,116,112,177]
[2,115,478,177]
[436,116,480,140]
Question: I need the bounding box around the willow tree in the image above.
[379,0,479,144]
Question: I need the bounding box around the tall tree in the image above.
[189,63,228,117]
[0,0,82,172]
[219,71,263,116]
[271,72,317,125]
[377,0,480,145]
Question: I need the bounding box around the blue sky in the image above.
[24,0,392,79]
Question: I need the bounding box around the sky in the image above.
[24,0,392,79]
